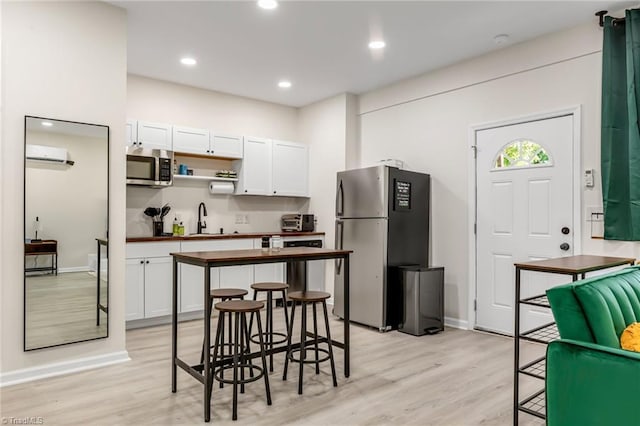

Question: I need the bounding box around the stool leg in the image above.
[313,303,320,374]
[322,301,338,387]
[209,310,224,398]
[298,301,307,395]
[281,290,290,339]
[219,311,226,388]
[267,291,274,372]
[244,312,255,380]
[232,311,240,421]
[240,312,246,395]
[255,313,272,406]
[283,300,296,381]
[248,290,257,340]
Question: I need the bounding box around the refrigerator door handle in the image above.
[336,180,344,217]
[335,220,344,274]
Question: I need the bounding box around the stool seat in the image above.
[251,282,289,291]
[288,291,330,302]
[211,288,248,299]
[216,300,264,313]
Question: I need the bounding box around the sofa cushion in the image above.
[573,268,640,348]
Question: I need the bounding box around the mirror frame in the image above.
[23,115,110,351]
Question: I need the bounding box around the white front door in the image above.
[475,114,575,335]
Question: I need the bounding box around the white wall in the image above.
[357,21,640,326]
[26,132,108,270]
[298,94,350,295]
[126,75,308,237]
[1,1,127,381]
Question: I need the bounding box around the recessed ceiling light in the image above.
[41,121,53,127]
[493,34,509,45]
[258,0,278,10]
[368,40,386,50]
[278,80,292,89]
[180,57,197,66]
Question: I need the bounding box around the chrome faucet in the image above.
[197,202,208,234]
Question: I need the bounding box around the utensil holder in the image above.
[153,221,164,237]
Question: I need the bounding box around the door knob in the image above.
[561,227,570,235]
[560,243,570,251]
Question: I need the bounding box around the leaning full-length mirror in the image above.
[24,116,109,350]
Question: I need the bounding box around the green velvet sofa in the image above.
[545,266,640,426]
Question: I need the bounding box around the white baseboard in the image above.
[0,350,130,388]
[58,266,90,273]
[444,316,469,330]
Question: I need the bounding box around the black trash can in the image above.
[398,266,445,336]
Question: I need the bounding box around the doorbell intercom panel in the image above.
[584,169,595,188]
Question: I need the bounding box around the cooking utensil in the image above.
[160,204,171,219]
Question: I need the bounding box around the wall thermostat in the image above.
[584,169,595,188]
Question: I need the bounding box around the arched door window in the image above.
[493,139,552,170]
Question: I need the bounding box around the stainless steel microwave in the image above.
[126,147,173,188]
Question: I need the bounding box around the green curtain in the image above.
[602,9,640,240]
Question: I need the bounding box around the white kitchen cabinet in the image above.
[126,241,180,322]
[211,134,243,159]
[172,125,210,155]
[126,120,138,148]
[125,258,145,321]
[136,120,172,151]
[234,137,272,195]
[219,265,254,294]
[143,257,174,318]
[179,264,220,313]
[272,140,309,197]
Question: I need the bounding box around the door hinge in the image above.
[474,299,477,311]
[471,145,477,159]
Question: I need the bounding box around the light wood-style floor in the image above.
[2,309,545,425]
[25,272,108,350]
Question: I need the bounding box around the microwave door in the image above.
[127,155,156,184]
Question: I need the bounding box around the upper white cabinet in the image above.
[211,134,243,159]
[172,126,243,159]
[234,138,308,197]
[234,137,272,195]
[172,126,210,155]
[272,140,309,197]
[128,120,172,151]
[126,120,138,147]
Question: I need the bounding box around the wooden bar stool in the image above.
[283,291,337,395]
[201,288,248,388]
[210,300,271,421]
[248,282,290,372]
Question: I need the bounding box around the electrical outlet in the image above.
[235,214,244,224]
[243,214,250,224]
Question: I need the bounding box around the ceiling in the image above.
[115,1,635,107]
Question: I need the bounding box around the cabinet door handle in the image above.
[146,260,150,264]
[244,190,248,193]
[139,260,144,264]
[273,191,276,194]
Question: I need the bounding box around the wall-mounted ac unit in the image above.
[26,144,68,163]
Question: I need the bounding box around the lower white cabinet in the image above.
[125,258,145,321]
[144,257,174,318]
[125,256,174,319]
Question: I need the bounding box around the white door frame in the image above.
[467,106,582,330]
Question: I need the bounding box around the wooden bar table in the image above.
[512,255,635,425]
[170,247,352,422]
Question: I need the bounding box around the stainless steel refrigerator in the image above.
[334,165,430,331]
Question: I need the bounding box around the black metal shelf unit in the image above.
[514,293,552,421]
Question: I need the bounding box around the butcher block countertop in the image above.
[126,231,325,243]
